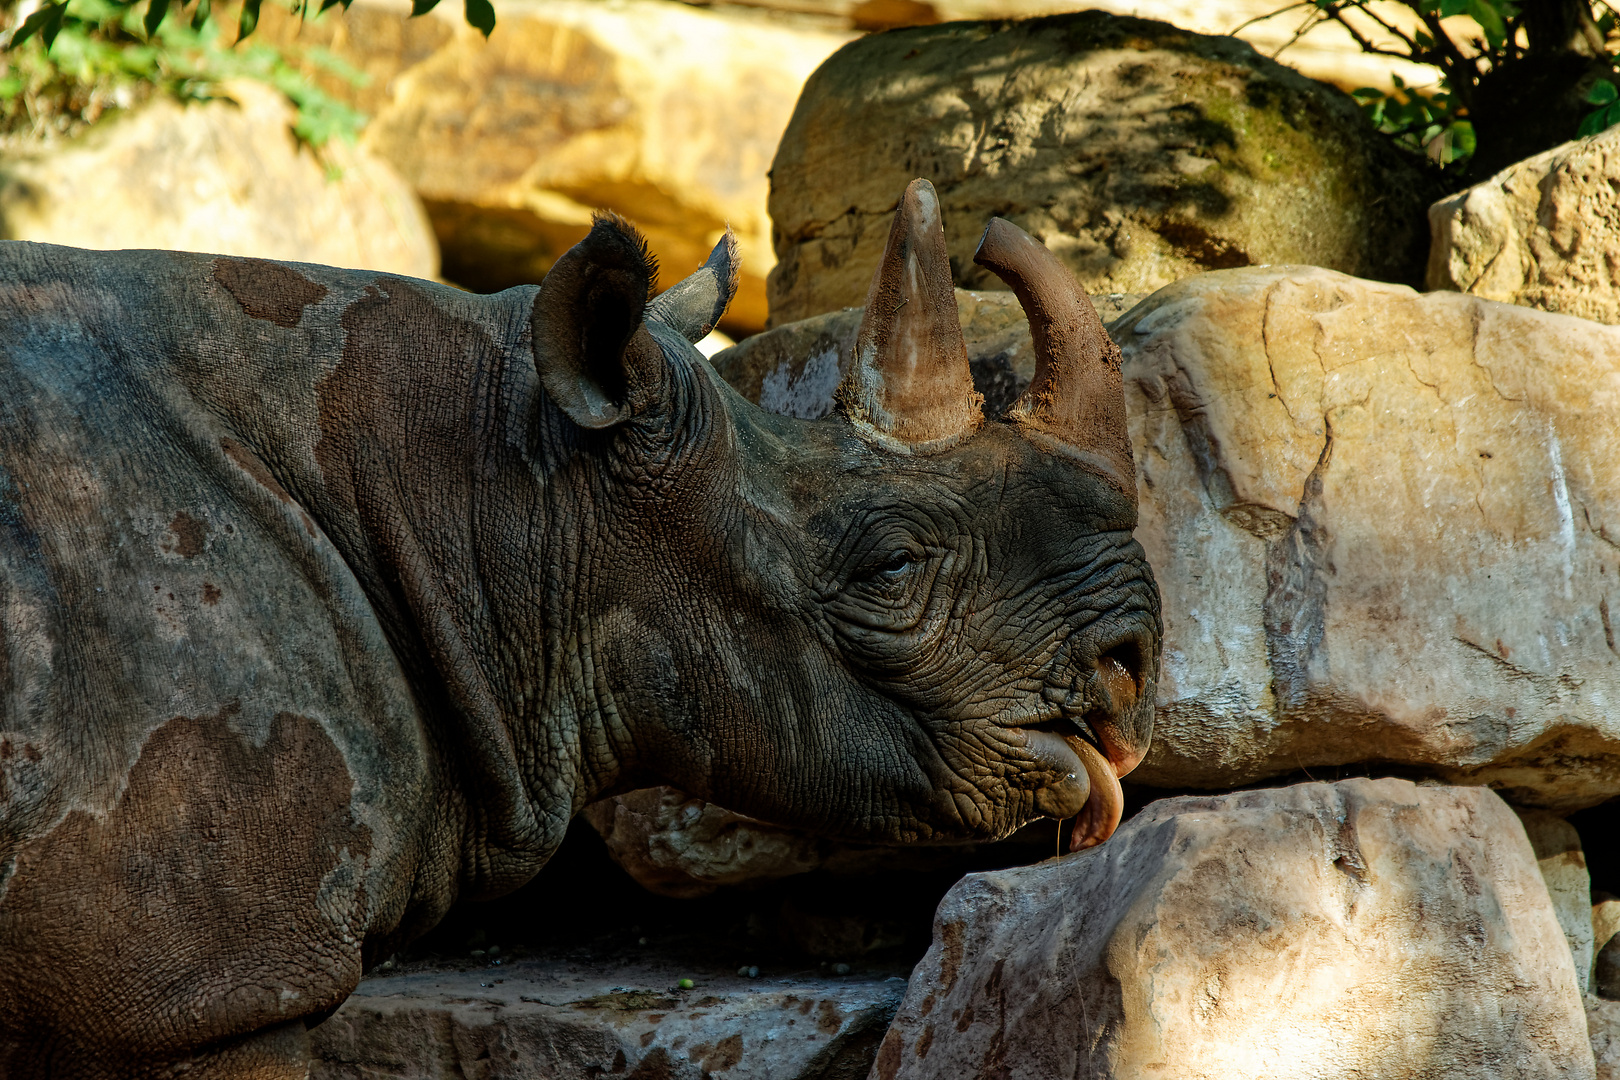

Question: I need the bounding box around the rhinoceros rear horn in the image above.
[973,217,1135,505]
[532,212,662,430]
[836,179,983,453]
[646,227,740,344]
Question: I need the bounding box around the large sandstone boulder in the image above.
[271,0,851,334]
[714,267,1620,810]
[874,779,1595,1080]
[0,80,436,278]
[766,12,1435,326]
[1119,267,1620,808]
[1428,127,1620,326]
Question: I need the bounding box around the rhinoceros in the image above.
[0,178,1159,1077]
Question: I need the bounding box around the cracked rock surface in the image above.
[1121,266,1620,808]
[874,779,1595,1080]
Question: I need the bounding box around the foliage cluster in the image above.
[1253,0,1619,171]
[0,0,486,146]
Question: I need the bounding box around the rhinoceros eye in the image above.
[874,550,915,577]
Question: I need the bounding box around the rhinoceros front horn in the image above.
[973,217,1136,506]
[836,179,984,453]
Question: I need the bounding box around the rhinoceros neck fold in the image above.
[188,262,596,896]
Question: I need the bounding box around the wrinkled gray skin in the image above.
[0,215,1158,1076]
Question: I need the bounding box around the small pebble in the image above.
[469,949,487,959]
[487,945,501,957]
[492,958,503,966]
[638,937,649,946]
[737,965,760,978]
[832,963,851,975]
[678,978,694,990]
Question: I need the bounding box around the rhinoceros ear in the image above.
[646,228,739,344]
[532,212,663,430]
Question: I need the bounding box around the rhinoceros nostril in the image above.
[1096,644,1141,715]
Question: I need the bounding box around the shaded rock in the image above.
[309,952,904,1079]
[1597,898,1620,998]
[1594,997,1620,1080]
[584,785,1055,899]
[582,787,826,899]
[1427,127,1620,326]
[1521,810,1599,993]
[712,288,1140,420]
[1117,267,1620,809]
[766,11,1434,326]
[284,0,850,334]
[0,80,436,278]
[875,779,1594,1080]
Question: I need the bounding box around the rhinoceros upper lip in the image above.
[1021,708,1105,756]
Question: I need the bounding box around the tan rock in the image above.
[1521,810,1599,993]
[1427,127,1620,326]
[0,80,436,278]
[766,12,1434,326]
[286,0,850,334]
[669,0,1441,93]
[1118,267,1620,809]
[874,779,1595,1080]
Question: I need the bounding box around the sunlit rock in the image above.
[1428,127,1620,326]
[0,80,436,279]
[875,779,1595,1080]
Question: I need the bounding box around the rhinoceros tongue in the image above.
[1068,736,1124,852]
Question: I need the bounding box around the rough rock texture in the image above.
[1118,267,1620,809]
[310,953,905,1079]
[712,288,1141,421]
[766,12,1435,326]
[874,779,1595,1080]
[1521,811,1599,993]
[582,785,1055,901]
[582,787,829,899]
[1593,998,1620,1080]
[0,80,436,278]
[1427,127,1620,326]
[272,0,850,333]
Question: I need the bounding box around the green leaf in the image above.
[1449,120,1476,157]
[0,74,23,98]
[143,0,169,38]
[463,0,493,36]
[10,2,70,49]
[1465,0,1507,48]
[237,0,262,40]
[190,0,210,30]
[410,0,440,14]
[1439,0,1468,16]
[1588,80,1618,106]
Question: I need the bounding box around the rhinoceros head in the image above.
[532,180,1159,850]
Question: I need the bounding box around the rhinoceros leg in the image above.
[0,709,370,1077]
